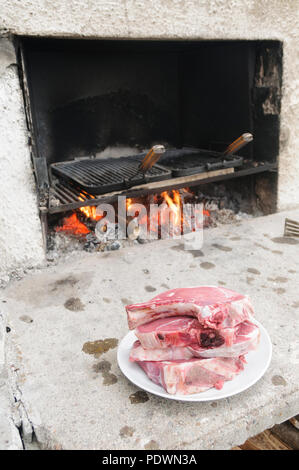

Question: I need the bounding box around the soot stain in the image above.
[271,237,299,245]
[119,426,135,438]
[64,297,85,311]
[247,268,261,275]
[93,360,118,385]
[145,286,156,292]
[129,390,149,404]
[82,338,118,357]
[212,243,232,252]
[272,375,287,386]
[200,262,215,270]
[211,402,218,408]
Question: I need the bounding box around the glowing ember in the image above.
[55,213,90,236]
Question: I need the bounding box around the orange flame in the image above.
[55,213,90,236]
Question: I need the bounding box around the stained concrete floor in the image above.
[1,209,299,449]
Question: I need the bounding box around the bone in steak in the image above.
[137,356,245,395]
[126,286,254,330]
[131,320,259,361]
[135,316,199,349]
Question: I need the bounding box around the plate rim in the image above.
[117,319,272,402]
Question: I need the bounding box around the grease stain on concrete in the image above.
[268,276,288,283]
[161,283,170,289]
[145,286,156,293]
[200,262,215,270]
[230,236,241,241]
[246,276,254,285]
[119,426,135,438]
[103,297,111,303]
[129,390,149,404]
[273,288,286,295]
[271,237,299,245]
[212,243,232,252]
[144,440,159,450]
[51,275,79,292]
[272,375,287,386]
[247,268,261,275]
[218,281,226,286]
[93,359,117,385]
[191,250,204,258]
[64,297,85,311]
[19,315,33,323]
[121,298,132,305]
[82,338,118,358]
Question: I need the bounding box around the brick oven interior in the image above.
[17,37,282,249]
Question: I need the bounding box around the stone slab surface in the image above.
[1,210,299,449]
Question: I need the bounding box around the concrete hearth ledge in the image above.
[1,210,299,450]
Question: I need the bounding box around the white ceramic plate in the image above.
[117,319,272,401]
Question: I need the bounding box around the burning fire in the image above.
[55,213,90,236]
[78,193,102,220]
[55,188,210,238]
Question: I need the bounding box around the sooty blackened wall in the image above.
[22,38,281,165]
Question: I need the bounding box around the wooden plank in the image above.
[271,422,299,450]
[238,429,292,450]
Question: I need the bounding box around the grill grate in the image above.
[159,148,243,176]
[51,156,171,195]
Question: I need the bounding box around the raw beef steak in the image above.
[137,356,245,395]
[126,286,254,330]
[189,321,260,358]
[130,321,259,361]
[135,316,199,349]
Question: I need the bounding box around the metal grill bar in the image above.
[51,156,171,195]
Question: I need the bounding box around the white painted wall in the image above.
[0,40,44,280]
[0,1,298,276]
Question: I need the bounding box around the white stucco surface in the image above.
[0,1,298,276]
[0,40,44,280]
